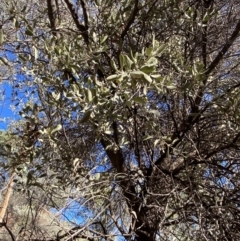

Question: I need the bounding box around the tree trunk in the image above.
[0,172,15,224]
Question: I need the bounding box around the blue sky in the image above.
[0,83,15,129]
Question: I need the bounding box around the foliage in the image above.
[0,0,240,240]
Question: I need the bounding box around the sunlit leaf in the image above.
[0,29,4,44]
[51,124,62,134]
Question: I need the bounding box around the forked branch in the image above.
[63,0,89,44]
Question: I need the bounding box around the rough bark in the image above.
[0,172,15,224]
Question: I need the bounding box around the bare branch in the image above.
[47,0,57,31]
[205,131,240,160]
[120,0,139,40]
[3,223,16,241]
[100,138,124,173]
[63,0,89,44]
[206,18,240,76]
[79,0,89,30]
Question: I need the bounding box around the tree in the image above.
[0,0,240,240]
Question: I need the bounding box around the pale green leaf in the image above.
[93,32,97,42]
[119,54,124,69]
[51,124,62,134]
[157,44,166,54]
[104,130,112,135]
[13,18,20,28]
[124,55,133,70]
[146,47,153,56]
[143,73,152,83]
[52,91,60,101]
[143,136,153,141]
[110,59,118,72]
[95,0,101,6]
[0,29,4,44]
[106,74,121,81]
[145,57,158,67]
[140,66,155,75]
[151,74,162,79]
[100,35,108,44]
[133,96,146,103]
[148,110,160,116]
[88,89,93,102]
[166,85,176,89]
[33,46,38,60]
[130,71,144,79]
[154,139,160,146]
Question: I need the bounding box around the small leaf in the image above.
[143,73,152,83]
[148,110,160,116]
[130,71,144,79]
[95,0,101,6]
[0,57,9,66]
[133,96,146,103]
[51,124,62,134]
[25,27,34,36]
[166,85,176,89]
[146,47,153,56]
[145,57,158,66]
[157,44,166,54]
[13,18,20,28]
[87,89,93,102]
[93,32,97,42]
[143,85,147,95]
[106,74,121,81]
[80,110,91,123]
[104,130,112,135]
[110,59,118,72]
[154,139,160,146]
[94,77,103,86]
[124,55,133,70]
[143,136,153,141]
[52,91,60,101]
[141,66,155,75]
[33,46,38,60]
[0,29,4,44]
[130,49,137,63]
[152,34,155,48]
[21,5,27,13]
[151,74,162,79]
[119,54,125,69]
[100,35,108,44]
[203,12,210,22]
[94,173,101,181]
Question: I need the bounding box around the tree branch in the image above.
[3,223,16,241]
[205,131,240,160]
[100,139,124,173]
[206,18,240,76]
[63,0,89,44]
[47,0,57,31]
[120,0,139,40]
[79,0,89,30]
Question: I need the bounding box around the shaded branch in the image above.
[120,0,139,40]
[2,223,16,241]
[205,131,240,160]
[165,18,240,166]
[100,138,124,173]
[47,0,57,31]
[192,18,240,118]
[206,18,240,76]
[63,0,89,44]
[79,0,89,30]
